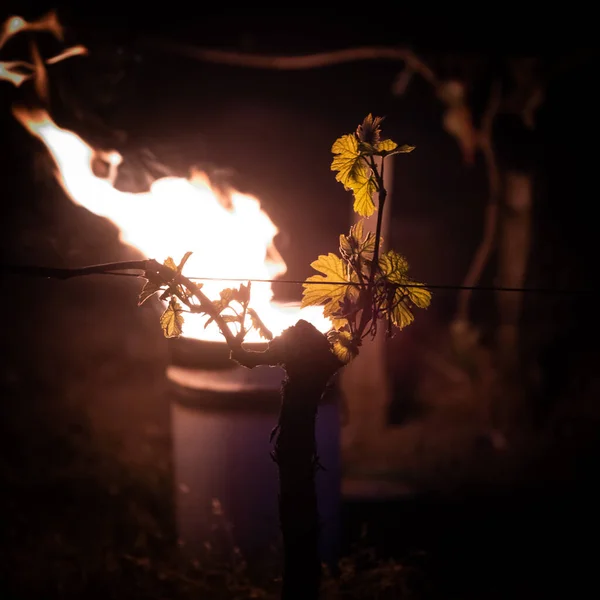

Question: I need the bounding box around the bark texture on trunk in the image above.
[261,320,342,600]
[275,376,324,600]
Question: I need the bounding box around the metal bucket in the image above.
[167,336,341,570]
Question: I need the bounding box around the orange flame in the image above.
[0,11,86,91]
[13,107,330,341]
[3,11,329,342]
[0,11,63,50]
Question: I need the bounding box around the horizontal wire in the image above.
[2,265,591,295]
[183,275,591,295]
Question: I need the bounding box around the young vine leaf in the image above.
[340,219,377,264]
[138,278,162,306]
[300,253,360,322]
[203,282,273,342]
[248,308,273,341]
[160,296,184,338]
[331,134,378,217]
[376,249,431,330]
[327,329,360,364]
[138,252,200,307]
[331,114,415,217]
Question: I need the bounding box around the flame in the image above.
[13,107,330,342]
[0,11,63,50]
[0,10,86,91]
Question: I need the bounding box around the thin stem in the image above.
[147,260,241,350]
[372,157,387,272]
[356,157,387,339]
[238,281,251,341]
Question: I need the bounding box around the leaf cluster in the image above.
[137,253,272,343]
[302,115,430,363]
[137,114,431,367]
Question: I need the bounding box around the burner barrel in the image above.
[167,337,341,570]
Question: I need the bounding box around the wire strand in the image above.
[184,276,591,295]
[1,265,591,294]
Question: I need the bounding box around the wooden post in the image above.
[496,171,533,370]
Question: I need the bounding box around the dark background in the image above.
[1,4,599,599]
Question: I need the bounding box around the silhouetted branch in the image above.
[143,38,439,84]
[2,260,147,279]
[454,80,502,325]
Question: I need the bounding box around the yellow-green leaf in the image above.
[138,279,162,306]
[247,308,273,341]
[328,329,359,364]
[377,250,431,331]
[407,282,432,309]
[302,253,356,318]
[160,297,184,338]
[379,250,410,283]
[391,299,415,330]
[339,219,363,258]
[393,144,416,154]
[330,316,350,330]
[375,139,398,154]
[351,172,377,217]
[340,219,377,261]
[331,134,365,187]
[163,257,177,272]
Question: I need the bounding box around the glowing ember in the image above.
[13,107,330,341]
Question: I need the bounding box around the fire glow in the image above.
[13,107,331,342]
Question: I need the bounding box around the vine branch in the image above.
[454,80,502,326]
[142,38,439,84]
[3,259,265,362]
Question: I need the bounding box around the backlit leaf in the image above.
[248,308,273,341]
[391,144,416,154]
[356,114,383,145]
[331,134,364,187]
[376,250,431,331]
[214,288,235,312]
[222,314,240,324]
[233,282,251,306]
[351,171,377,217]
[378,250,410,282]
[407,283,432,309]
[340,220,377,262]
[138,279,162,306]
[328,329,359,364]
[163,257,177,272]
[302,253,357,319]
[391,298,415,330]
[331,128,379,217]
[375,139,398,154]
[160,297,184,338]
